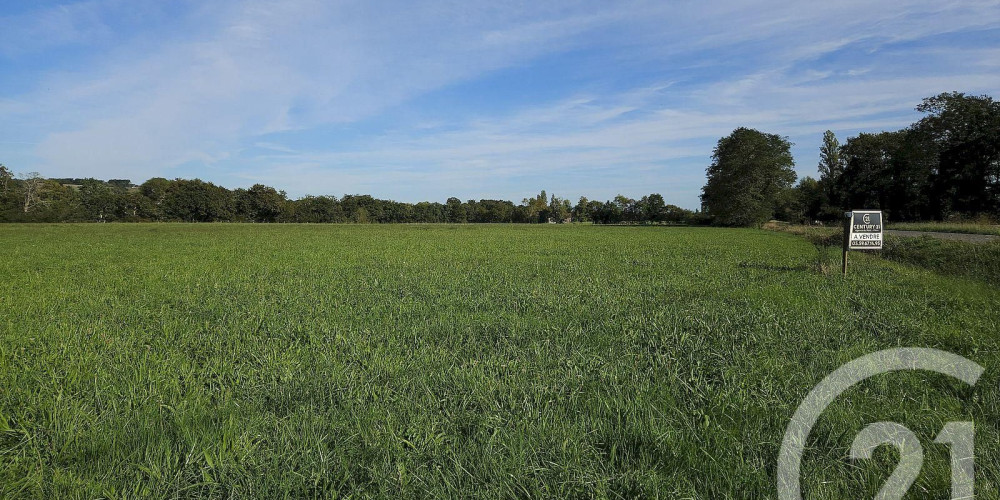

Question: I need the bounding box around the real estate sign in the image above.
[848,210,883,250]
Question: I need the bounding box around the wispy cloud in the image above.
[0,0,998,207]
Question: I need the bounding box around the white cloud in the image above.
[230,65,999,204]
[13,1,655,179]
[0,0,998,206]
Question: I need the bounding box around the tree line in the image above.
[0,172,696,225]
[702,92,1000,226]
[3,91,996,226]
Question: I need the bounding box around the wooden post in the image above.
[842,211,852,275]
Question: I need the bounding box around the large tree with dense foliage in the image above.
[444,197,467,223]
[78,178,120,222]
[833,131,902,214]
[821,93,1000,221]
[291,195,342,223]
[701,127,796,227]
[161,179,234,222]
[234,184,287,222]
[521,190,549,223]
[915,92,1000,217]
[637,193,667,223]
[138,178,173,220]
[548,194,570,223]
[468,200,516,223]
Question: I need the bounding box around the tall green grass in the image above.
[889,222,1000,236]
[882,235,1000,286]
[0,224,998,498]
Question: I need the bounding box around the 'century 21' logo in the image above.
[863,213,872,225]
[777,348,983,499]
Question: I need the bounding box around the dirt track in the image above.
[886,230,999,243]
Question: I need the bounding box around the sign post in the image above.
[842,212,850,275]
[842,210,884,275]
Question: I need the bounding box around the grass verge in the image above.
[882,235,1000,286]
[766,223,1000,286]
[888,222,1000,236]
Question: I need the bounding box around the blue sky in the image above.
[1,1,998,209]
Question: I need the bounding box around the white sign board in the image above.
[848,210,883,250]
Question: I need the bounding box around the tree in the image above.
[700,127,796,227]
[469,199,515,223]
[914,92,1000,217]
[139,177,173,220]
[816,130,843,219]
[19,172,46,214]
[161,179,234,222]
[593,200,622,224]
[818,130,842,181]
[353,206,370,223]
[107,179,133,190]
[662,204,692,224]
[444,197,467,223]
[0,164,11,194]
[522,190,549,223]
[885,128,936,221]
[78,178,120,222]
[235,184,286,222]
[293,195,343,223]
[548,194,569,223]
[585,199,604,223]
[835,132,902,215]
[638,193,667,223]
[120,190,150,221]
[412,201,444,223]
[0,165,15,220]
[33,180,79,222]
[572,196,591,222]
[614,195,637,223]
[793,176,824,223]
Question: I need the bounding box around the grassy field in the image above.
[882,236,1000,287]
[765,223,1000,286]
[888,221,1000,236]
[1,224,999,498]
